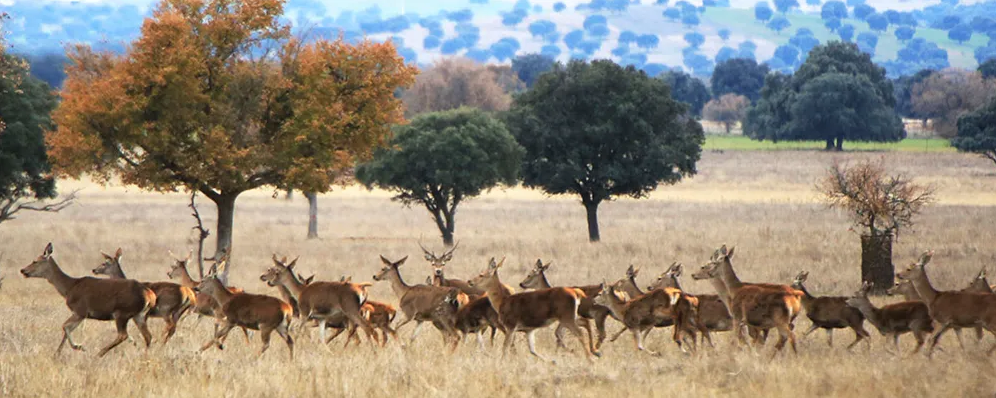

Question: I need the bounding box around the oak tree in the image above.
[401,58,515,117]
[703,94,750,133]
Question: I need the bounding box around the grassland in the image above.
[1,150,996,397]
[703,135,955,152]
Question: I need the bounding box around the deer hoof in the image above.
[592,350,602,358]
[71,344,85,351]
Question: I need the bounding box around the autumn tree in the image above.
[703,94,750,133]
[505,60,704,242]
[356,108,523,246]
[911,68,995,138]
[817,159,934,293]
[47,0,416,281]
[401,58,516,117]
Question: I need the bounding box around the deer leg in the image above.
[240,327,251,344]
[347,312,378,346]
[132,313,153,349]
[847,326,869,351]
[318,319,329,345]
[98,317,132,358]
[953,328,966,351]
[632,327,657,355]
[594,310,609,352]
[825,328,833,347]
[577,317,596,355]
[927,323,954,358]
[911,331,925,355]
[501,325,517,358]
[476,330,485,350]
[276,322,294,360]
[609,326,628,343]
[802,324,819,339]
[201,322,235,352]
[57,314,86,355]
[409,321,425,344]
[257,326,274,358]
[162,314,178,345]
[553,324,570,352]
[525,329,551,362]
[325,327,347,345]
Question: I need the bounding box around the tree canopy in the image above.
[911,68,995,138]
[356,108,523,245]
[402,58,514,117]
[504,60,704,242]
[660,69,711,115]
[953,96,996,167]
[703,93,750,133]
[46,0,417,280]
[511,53,555,88]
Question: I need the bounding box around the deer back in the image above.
[222,292,293,329]
[498,287,582,329]
[298,281,365,318]
[67,277,156,321]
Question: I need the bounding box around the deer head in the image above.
[92,248,124,277]
[896,250,934,282]
[260,254,300,287]
[419,239,459,276]
[374,255,408,281]
[468,257,504,289]
[519,259,551,289]
[167,250,193,280]
[20,243,56,279]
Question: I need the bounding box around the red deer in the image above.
[420,242,508,345]
[195,274,294,359]
[91,248,195,345]
[373,255,462,348]
[647,262,731,347]
[518,259,611,355]
[592,282,691,354]
[419,241,483,296]
[846,282,934,355]
[790,271,870,350]
[611,264,704,348]
[361,300,399,345]
[20,243,156,357]
[888,268,991,346]
[167,251,250,344]
[895,251,996,357]
[468,257,592,362]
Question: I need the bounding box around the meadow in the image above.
[1,150,996,397]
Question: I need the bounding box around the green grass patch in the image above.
[704,135,955,152]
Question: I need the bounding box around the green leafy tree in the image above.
[952,96,996,166]
[893,69,935,121]
[505,60,704,242]
[980,58,996,79]
[511,53,556,88]
[711,58,770,102]
[660,69,711,115]
[356,108,523,246]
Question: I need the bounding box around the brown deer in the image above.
[647,263,732,347]
[91,248,195,345]
[592,282,691,354]
[262,255,377,347]
[896,251,996,357]
[790,271,870,350]
[846,281,934,354]
[373,255,462,347]
[20,243,156,357]
[195,274,294,359]
[166,251,251,344]
[468,257,592,362]
[610,264,705,348]
[419,241,484,296]
[888,268,992,345]
[361,300,399,345]
[518,259,611,355]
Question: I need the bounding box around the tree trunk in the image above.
[428,205,456,247]
[305,191,318,239]
[583,200,601,242]
[825,139,834,151]
[285,190,293,200]
[724,122,732,134]
[860,233,894,295]
[835,135,844,151]
[212,192,238,285]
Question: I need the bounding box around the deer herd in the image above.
[14,242,996,362]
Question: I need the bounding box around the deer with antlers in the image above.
[519,259,612,355]
[20,243,157,357]
[419,241,482,296]
[373,255,463,348]
[91,248,196,345]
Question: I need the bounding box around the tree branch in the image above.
[0,190,79,225]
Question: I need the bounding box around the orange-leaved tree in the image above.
[48,0,417,281]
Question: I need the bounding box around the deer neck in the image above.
[385,268,412,299]
[850,299,883,330]
[601,293,628,321]
[705,277,733,311]
[483,274,510,314]
[536,272,553,289]
[210,284,235,305]
[717,260,745,292]
[908,269,939,306]
[668,276,683,291]
[106,264,127,279]
[45,259,80,297]
[795,284,815,308]
[619,277,644,298]
[177,266,198,288]
[280,273,307,300]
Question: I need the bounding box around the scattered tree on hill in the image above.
[755,2,774,22]
[774,44,800,66]
[817,159,934,292]
[703,94,750,133]
[825,18,842,32]
[947,24,973,44]
[356,108,523,246]
[853,4,875,20]
[979,58,996,79]
[684,32,705,48]
[866,13,888,32]
[504,60,704,242]
[662,69,711,115]
[637,34,661,50]
[403,58,516,117]
[512,53,556,88]
[821,1,848,21]
[711,58,769,102]
[718,28,731,41]
[767,16,792,33]
[773,0,799,13]
[894,26,915,42]
[911,68,995,138]
[715,46,738,63]
[664,7,681,20]
[682,13,701,26]
[953,96,996,166]
[46,0,417,280]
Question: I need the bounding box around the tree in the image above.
[684,32,705,48]
[512,53,555,88]
[711,58,769,102]
[564,30,585,50]
[853,4,875,20]
[773,0,799,13]
[817,159,934,292]
[857,32,878,50]
[894,26,915,42]
[636,34,661,50]
[979,58,996,79]
[715,46,738,63]
[953,96,996,166]
[774,44,800,66]
[402,58,515,117]
[821,1,848,21]
[47,0,417,281]
[836,24,854,41]
[703,94,750,133]
[948,24,973,44]
[825,18,842,32]
[866,13,888,32]
[893,69,936,120]
[663,7,681,20]
[661,70,711,115]
[505,60,704,242]
[682,13,701,26]
[356,108,522,246]
[911,68,995,138]
[0,53,75,226]
[790,34,820,54]
[767,16,791,33]
[718,28,731,41]
[755,2,774,22]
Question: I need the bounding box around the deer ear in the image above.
[674,264,683,277]
[726,246,736,259]
[273,254,283,265]
[101,251,114,260]
[380,255,392,266]
[115,248,123,259]
[287,256,299,269]
[44,243,54,257]
[496,257,505,269]
[488,257,497,269]
[396,255,408,266]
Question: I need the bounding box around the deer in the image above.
[888,267,992,346]
[895,250,996,357]
[419,241,484,296]
[91,248,196,345]
[19,243,157,357]
[647,262,732,348]
[373,255,463,348]
[166,251,251,344]
[592,282,692,355]
[610,264,705,348]
[361,300,399,345]
[518,259,611,355]
[261,255,377,347]
[790,271,870,350]
[846,281,934,355]
[468,257,593,362]
[195,272,294,359]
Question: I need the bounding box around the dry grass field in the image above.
[2,150,996,397]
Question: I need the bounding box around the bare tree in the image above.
[817,159,934,292]
[911,68,996,138]
[401,58,517,117]
[703,94,750,134]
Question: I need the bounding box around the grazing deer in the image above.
[20,243,156,357]
[167,251,251,344]
[261,255,377,347]
[846,282,934,355]
[468,257,593,362]
[373,255,462,348]
[896,251,996,357]
[518,259,611,355]
[790,271,870,350]
[91,248,195,345]
[592,282,692,354]
[195,274,294,359]
[647,263,732,347]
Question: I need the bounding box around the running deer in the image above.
[647,263,732,347]
[361,300,399,345]
[468,257,593,362]
[91,248,195,345]
[592,282,691,354]
[518,259,611,355]
[846,281,934,354]
[166,251,251,344]
[790,271,870,350]
[896,251,996,357]
[20,243,156,357]
[262,255,377,347]
[610,264,704,348]
[195,273,294,359]
[889,268,992,345]
[373,255,462,347]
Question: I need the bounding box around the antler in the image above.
[441,241,460,259]
[417,237,436,260]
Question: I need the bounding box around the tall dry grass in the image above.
[1,151,995,397]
